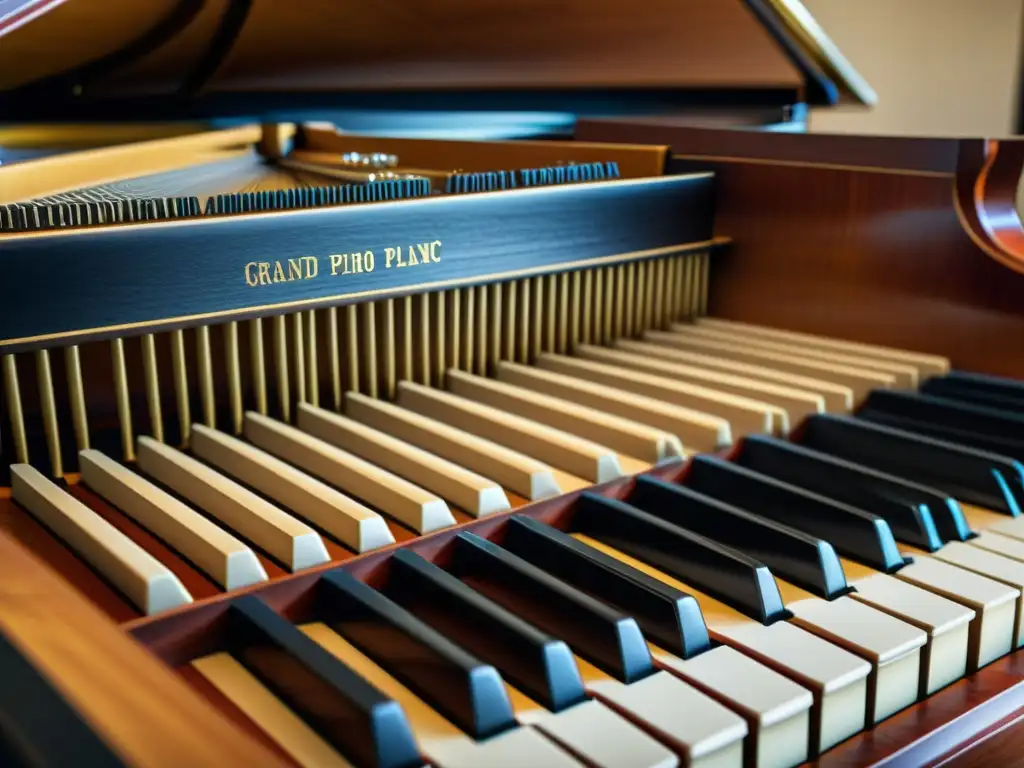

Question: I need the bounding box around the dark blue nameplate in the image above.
[0,174,714,352]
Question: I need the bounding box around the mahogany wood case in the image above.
[577,120,1024,381]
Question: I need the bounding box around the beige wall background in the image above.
[803,0,1024,136]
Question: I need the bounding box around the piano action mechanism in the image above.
[3,2,1024,767]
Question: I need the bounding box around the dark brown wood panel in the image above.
[685,156,1024,378]
[576,118,966,173]
[0,0,805,94]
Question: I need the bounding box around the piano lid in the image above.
[0,0,874,121]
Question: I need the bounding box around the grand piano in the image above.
[2,1,1024,766]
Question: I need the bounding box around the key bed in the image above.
[5,126,1024,767]
[5,306,1024,766]
[5,283,1024,766]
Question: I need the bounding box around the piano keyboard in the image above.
[5,315,1024,767]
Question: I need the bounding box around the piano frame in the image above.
[3,122,1024,765]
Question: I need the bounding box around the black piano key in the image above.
[629,475,852,600]
[0,632,125,767]
[572,492,790,625]
[317,570,517,740]
[224,595,422,768]
[734,435,948,550]
[500,515,711,659]
[923,370,1024,411]
[684,455,905,572]
[858,389,1024,460]
[449,531,655,684]
[385,549,587,713]
[799,414,1024,516]
[919,376,1024,412]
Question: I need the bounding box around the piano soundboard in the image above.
[2,122,1024,768]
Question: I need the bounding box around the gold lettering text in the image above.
[303,256,319,279]
[247,240,440,287]
[329,254,349,276]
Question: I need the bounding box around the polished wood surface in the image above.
[575,120,1024,379]
[0,0,802,92]
[0,525,286,766]
[0,0,874,117]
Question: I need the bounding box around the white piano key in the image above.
[693,317,950,377]
[560,652,721,768]
[931,542,1024,647]
[651,645,811,768]
[714,621,868,757]
[844,566,973,695]
[135,436,330,572]
[344,392,562,501]
[970,531,1024,563]
[301,623,585,768]
[446,368,685,464]
[512,691,682,768]
[244,412,455,535]
[192,653,356,768]
[189,424,395,554]
[779,587,926,724]
[575,344,825,425]
[535,353,784,437]
[78,449,267,591]
[614,339,854,413]
[561,671,746,768]
[298,402,510,518]
[396,380,624,483]
[10,464,193,615]
[574,534,870,756]
[975,513,1024,544]
[895,554,1018,671]
[643,329,895,403]
[667,323,920,387]
[497,361,731,453]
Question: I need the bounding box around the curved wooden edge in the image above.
[954,138,1024,276]
[0,527,286,766]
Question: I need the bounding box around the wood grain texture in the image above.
[574,121,1024,379]
[0,0,807,94]
[0,526,286,766]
